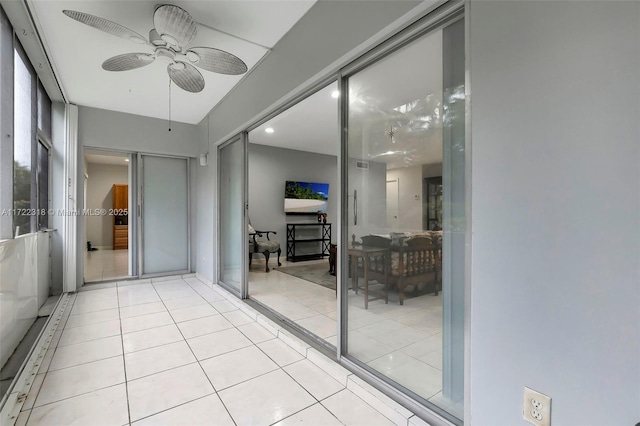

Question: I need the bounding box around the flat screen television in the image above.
[284,181,329,214]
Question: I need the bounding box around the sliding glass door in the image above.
[218,134,247,296]
[140,154,189,275]
[342,16,465,421]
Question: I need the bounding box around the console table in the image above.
[286,223,331,262]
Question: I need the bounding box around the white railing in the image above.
[0,231,52,368]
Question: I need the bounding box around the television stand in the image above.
[286,223,331,262]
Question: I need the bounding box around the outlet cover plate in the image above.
[523,387,551,426]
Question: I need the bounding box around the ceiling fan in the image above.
[62,4,248,93]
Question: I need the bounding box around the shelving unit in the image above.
[286,223,331,262]
[424,176,443,231]
[112,184,128,250]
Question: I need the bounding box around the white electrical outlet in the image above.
[523,387,551,426]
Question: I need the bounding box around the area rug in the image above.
[276,262,336,291]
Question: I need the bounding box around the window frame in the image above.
[36,134,51,231]
[1,23,53,240]
[12,41,37,237]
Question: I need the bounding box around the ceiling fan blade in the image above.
[102,53,155,72]
[186,47,248,75]
[167,61,204,93]
[154,4,197,49]
[62,10,147,45]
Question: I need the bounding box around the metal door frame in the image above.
[138,152,191,278]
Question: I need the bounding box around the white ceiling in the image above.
[250,82,339,157]
[85,148,129,165]
[249,29,444,169]
[29,1,316,124]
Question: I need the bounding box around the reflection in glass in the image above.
[219,138,244,291]
[345,20,465,420]
[13,48,34,236]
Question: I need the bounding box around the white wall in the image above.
[195,119,215,282]
[248,143,339,256]
[387,165,423,231]
[78,106,199,157]
[422,163,442,179]
[85,163,128,248]
[469,2,640,424]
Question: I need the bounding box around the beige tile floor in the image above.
[249,259,463,418]
[17,276,414,426]
[84,249,129,283]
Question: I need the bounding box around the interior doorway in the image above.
[83,149,132,283]
[386,179,399,229]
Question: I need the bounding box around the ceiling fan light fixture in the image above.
[170,62,186,71]
[186,51,199,63]
[160,33,179,47]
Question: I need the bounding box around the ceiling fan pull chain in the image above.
[168,78,172,132]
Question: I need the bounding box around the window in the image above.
[37,80,51,139]
[37,81,51,230]
[2,22,52,238]
[13,45,35,236]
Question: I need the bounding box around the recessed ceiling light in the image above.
[331,90,340,99]
[125,158,129,162]
[265,127,274,133]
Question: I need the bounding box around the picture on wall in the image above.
[284,181,329,214]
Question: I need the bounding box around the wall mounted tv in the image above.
[284,181,329,214]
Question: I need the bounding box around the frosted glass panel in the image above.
[142,156,188,274]
[219,138,244,291]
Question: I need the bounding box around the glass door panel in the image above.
[141,155,189,275]
[218,135,246,294]
[344,19,465,420]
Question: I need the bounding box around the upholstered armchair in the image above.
[248,223,281,272]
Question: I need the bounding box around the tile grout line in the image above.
[201,279,347,401]
[185,277,342,423]
[203,276,410,425]
[55,330,122,349]
[128,391,217,425]
[147,278,239,426]
[178,277,253,426]
[44,353,123,375]
[116,284,133,426]
[28,383,127,416]
[202,277,435,422]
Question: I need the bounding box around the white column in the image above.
[63,103,78,293]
